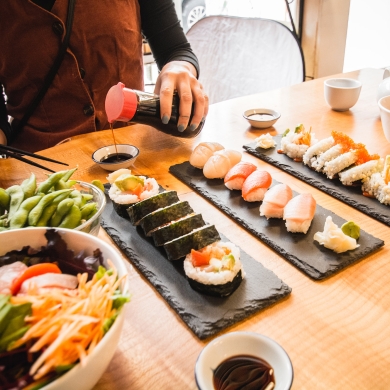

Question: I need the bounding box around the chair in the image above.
[186,15,305,104]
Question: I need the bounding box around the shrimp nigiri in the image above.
[224,162,257,190]
[203,150,242,179]
[189,142,224,169]
[259,183,293,219]
[241,170,272,202]
[283,193,316,233]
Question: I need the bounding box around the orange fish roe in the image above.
[331,130,356,153]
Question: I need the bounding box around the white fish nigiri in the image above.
[189,142,225,169]
[203,150,242,179]
[283,193,316,233]
[260,183,293,219]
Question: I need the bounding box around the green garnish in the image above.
[341,221,360,239]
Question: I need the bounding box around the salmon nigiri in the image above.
[259,183,293,219]
[283,193,316,233]
[224,161,257,190]
[241,170,272,202]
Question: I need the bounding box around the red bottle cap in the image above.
[105,82,138,123]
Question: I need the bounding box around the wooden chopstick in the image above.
[0,144,69,166]
[1,148,56,173]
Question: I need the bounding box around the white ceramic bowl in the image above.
[243,108,281,129]
[378,95,390,142]
[195,331,293,390]
[324,78,362,111]
[92,144,140,171]
[0,227,129,390]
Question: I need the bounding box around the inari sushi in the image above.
[203,150,242,179]
[283,193,316,233]
[183,241,244,297]
[224,161,257,190]
[107,169,159,218]
[242,170,272,202]
[259,183,293,219]
[189,142,224,169]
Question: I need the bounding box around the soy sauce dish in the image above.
[243,108,281,129]
[195,331,293,390]
[92,144,139,171]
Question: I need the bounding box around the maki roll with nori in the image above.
[107,169,159,218]
[140,201,194,236]
[151,213,206,246]
[127,190,179,225]
[163,225,220,261]
[183,241,244,297]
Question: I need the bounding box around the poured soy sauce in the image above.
[213,355,275,390]
[100,153,133,163]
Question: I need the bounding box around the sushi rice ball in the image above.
[183,241,244,297]
[107,169,159,218]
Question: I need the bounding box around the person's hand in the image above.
[154,60,209,132]
[0,129,7,145]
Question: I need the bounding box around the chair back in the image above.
[186,15,305,104]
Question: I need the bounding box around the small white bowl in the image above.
[324,78,362,111]
[195,331,293,390]
[92,144,139,171]
[243,108,281,129]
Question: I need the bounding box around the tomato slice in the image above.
[10,263,62,295]
[190,249,210,267]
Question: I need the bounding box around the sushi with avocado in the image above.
[183,241,244,297]
[139,201,194,236]
[107,169,159,218]
[127,190,179,225]
[151,213,206,246]
[163,225,220,261]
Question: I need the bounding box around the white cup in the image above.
[378,95,390,142]
[324,78,362,111]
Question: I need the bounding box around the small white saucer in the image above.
[243,108,281,129]
[92,144,139,171]
[195,331,293,390]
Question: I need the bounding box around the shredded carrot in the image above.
[10,261,127,380]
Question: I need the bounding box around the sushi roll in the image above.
[241,170,272,202]
[107,169,159,218]
[339,158,383,186]
[224,161,257,190]
[303,136,335,167]
[259,183,293,219]
[139,201,194,236]
[163,224,220,261]
[127,190,179,225]
[151,213,206,246]
[283,193,316,233]
[203,149,242,179]
[189,142,225,169]
[183,241,244,297]
[280,124,317,161]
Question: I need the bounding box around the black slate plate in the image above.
[169,161,384,280]
[100,189,292,340]
[243,136,390,226]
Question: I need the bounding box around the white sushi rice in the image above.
[339,158,384,186]
[281,130,318,160]
[362,173,390,205]
[303,136,335,167]
[183,241,244,285]
[311,144,343,172]
[285,219,312,234]
[323,151,357,179]
[244,188,268,202]
[108,177,159,204]
[225,178,245,190]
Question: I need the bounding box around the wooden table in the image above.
[1,68,389,389]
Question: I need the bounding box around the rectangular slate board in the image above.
[243,136,390,226]
[101,188,292,340]
[169,161,384,280]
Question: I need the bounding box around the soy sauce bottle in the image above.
[105,82,205,138]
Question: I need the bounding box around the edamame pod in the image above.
[69,190,83,208]
[35,191,73,227]
[80,202,98,219]
[10,194,43,229]
[28,189,72,226]
[0,218,8,228]
[36,170,70,194]
[62,167,78,182]
[50,198,74,227]
[59,204,82,229]
[54,179,77,191]
[91,180,105,193]
[6,185,25,219]
[0,188,10,209]
[20,173,36,199]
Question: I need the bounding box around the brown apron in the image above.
[0,0,144,152]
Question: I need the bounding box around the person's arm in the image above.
[139,0,208,132]
[0,85,12,145]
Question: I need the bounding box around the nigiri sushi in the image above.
[259,183,293,219]
[189,142,224,169]
[224,161,257,190]
[283,193,316,233]
[203,150,242,179]
[241,170,272,202]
